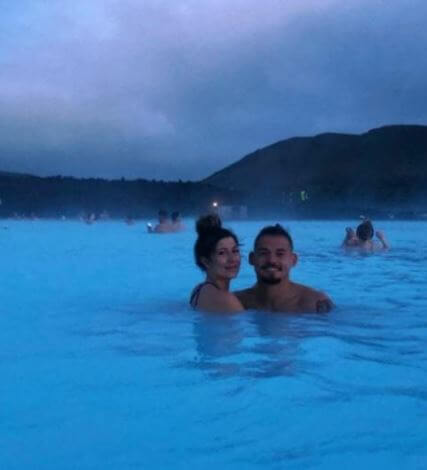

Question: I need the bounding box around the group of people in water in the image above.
[190,215,390,314]
[147,210,186,233]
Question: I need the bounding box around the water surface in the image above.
[1,220,426,469]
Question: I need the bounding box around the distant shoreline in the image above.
[2,213,426,222]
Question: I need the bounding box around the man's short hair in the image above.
[254,224,294,250]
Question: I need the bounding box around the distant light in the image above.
[212,201,218,208]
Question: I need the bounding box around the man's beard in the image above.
[258,275,282,285]
[258,264,282,285]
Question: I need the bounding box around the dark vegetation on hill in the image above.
[204,125,427,218]
[1,125,426,219]
[0,174,239,219]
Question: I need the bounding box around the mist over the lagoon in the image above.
[1,0,427,180]
[244,199,427,222]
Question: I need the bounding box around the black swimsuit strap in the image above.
[190,281,219,308]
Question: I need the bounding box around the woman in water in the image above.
[190,215,244,312]
[342,219,390,252]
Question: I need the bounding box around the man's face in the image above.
[250,235,297,285]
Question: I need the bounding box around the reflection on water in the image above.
[193,314,245,358]
[177,299,427,389]
[186,311,328,379]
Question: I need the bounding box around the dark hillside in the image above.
[203,125,427,216]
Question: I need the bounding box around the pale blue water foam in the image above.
[1,220,426,469]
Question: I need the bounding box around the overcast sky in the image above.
[1,0,426,180]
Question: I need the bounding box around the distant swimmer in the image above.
[190,214,244,313]
[148,210,173,233]
[81,212,97,224]
[235,224,333,314]
[342,219,390,252]
[171,211,186,232]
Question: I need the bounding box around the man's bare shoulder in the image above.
[292,282,334,313]
[235,283,333,313]
[234,287,258,309]
[234,287,256,300]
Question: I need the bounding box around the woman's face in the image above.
[205,236,241,280]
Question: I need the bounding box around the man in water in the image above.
[235,224,333,313]
[149,210,173,233]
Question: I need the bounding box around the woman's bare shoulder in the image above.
[198,287,244,313]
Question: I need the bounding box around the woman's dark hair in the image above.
[194,215,239,271]
[356,220,374,241]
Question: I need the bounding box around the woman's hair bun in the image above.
[196,214,222,236]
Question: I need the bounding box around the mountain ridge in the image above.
[203,125,427,201]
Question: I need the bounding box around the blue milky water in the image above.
[1,219,426,469]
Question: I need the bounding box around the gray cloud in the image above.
[1,0,426,180]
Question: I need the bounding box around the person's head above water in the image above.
[194,214,240,273]
[356,219,374,241]
[171,211,180,222]
[253,223,294,251]
[250,223,297,285]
